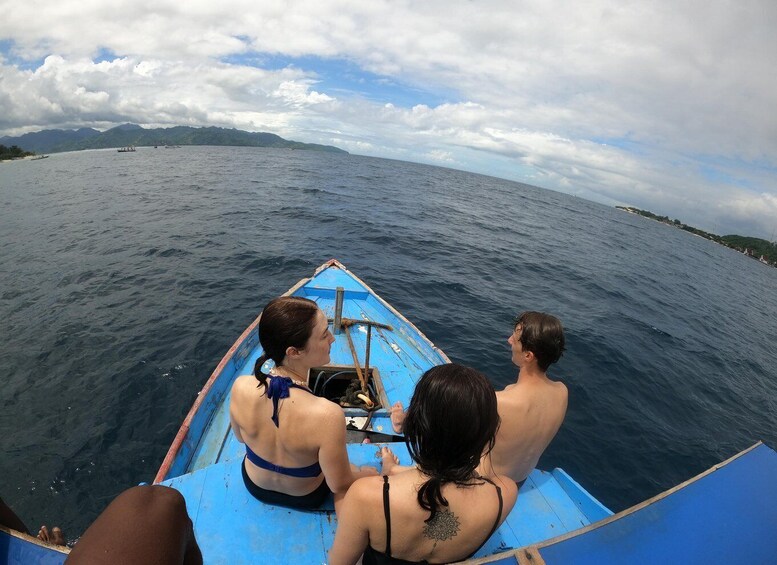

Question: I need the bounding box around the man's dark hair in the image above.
[515,311,565,371]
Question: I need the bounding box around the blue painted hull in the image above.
[497,442,777,564]
[0,527,68,564]
[155,260,610,563]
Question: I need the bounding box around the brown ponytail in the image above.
[254,353,270,389]
[253,296,319,387]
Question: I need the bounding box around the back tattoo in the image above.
[423,509,460,541]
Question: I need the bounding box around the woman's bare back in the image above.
[229,374,337,495]
[358,470,517,563]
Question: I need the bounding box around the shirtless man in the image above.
[478,311,567,484]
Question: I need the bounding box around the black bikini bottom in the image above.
[241,459,330,509]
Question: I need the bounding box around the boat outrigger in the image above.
[2,260,776,564]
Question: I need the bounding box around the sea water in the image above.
[1,146,775,537]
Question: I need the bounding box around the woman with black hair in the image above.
[329,364,518,564]
[229,296,378,510]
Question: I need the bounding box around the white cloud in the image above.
[0,54,330,133]
[1,0,775,237]
[271,81,334,107]
[425,150,454,163]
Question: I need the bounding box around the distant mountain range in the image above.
[0,123,347,154]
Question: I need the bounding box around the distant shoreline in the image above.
[0,123,347,156]
[616,206,776,268]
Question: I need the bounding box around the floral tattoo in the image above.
[423,509,461,541]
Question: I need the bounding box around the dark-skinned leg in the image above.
[65,485,202,565]
[0,495,29,534]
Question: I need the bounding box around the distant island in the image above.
[0,144,34,161]
[0,123,347,155]
[616,206,776,267]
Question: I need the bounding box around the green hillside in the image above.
[616,206,776,266]
[0,144,34,161]
[721,235,777,263]
[0,124,347,154]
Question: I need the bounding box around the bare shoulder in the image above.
[492,474,519,514]
[550,378,569,401]
[339,475,386,531]
[231,374,259,398]
[304,396,347,432]
[496,387,519,402]
[353,474,386,494]
[496,386,530,411]
[549,376,568,390]
[345,474,385,505]
[311,395,346,419]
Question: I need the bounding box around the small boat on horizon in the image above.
[117,146,136,152]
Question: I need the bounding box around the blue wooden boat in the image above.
[153,259,611,563]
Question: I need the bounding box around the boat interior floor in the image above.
[161,443,604,564]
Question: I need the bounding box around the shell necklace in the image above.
[271,365,309,389]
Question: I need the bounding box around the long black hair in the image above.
[253,296,319,388]
[403,363,499,520]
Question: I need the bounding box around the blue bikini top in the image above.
[244,375,323,478]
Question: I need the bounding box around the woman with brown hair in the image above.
[229,296,377,510]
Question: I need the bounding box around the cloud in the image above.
[0,54,331,134]
[1,0,775,237]
[425,150,454,163]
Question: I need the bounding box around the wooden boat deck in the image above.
[162,441,608,563]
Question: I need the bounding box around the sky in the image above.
[1,1,775,239]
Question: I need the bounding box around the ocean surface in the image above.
[1,146,776,540]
